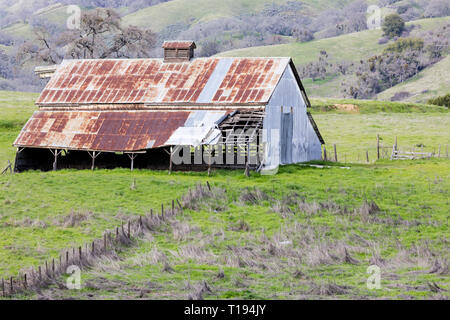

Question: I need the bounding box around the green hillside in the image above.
[218,17,449,65]
[122,0,352,32]
[377,56,450,104]
[217,17,450,99]
[1,4,73,40]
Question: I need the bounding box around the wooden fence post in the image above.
[23,273,27,289]
[366,150,369,163]
[395,136,398,151]
[104,234,107,252]
[127,221,131,238]
[79,246,82,264]
[377,134,380,160]
[333,144,337,162]
[9,277,13,295]
[171,200,175,216]
[161,204,164,217]
[38,266,42,282]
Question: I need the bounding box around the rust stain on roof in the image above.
[14,110,191,152]
[36,57,290,106]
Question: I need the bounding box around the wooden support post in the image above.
[38,266,42,281]
[92,241,95,255]
[104,234,107,252]
[366,150,369,163]
[244,141,250,177]
[150,208,153,218]
[66,251,69,268]
[88,151,101,170]
[172,200,175,216]
[79,246,82,263]
[127,153,138,171]
[377,134,380,160]
[395,136,398,151]
[91,151,95,170]
[208,146,213,177]
[323,146,327,161]
[52,258,55,277]
[45,261,49,277]
[50,149,61,171]
[161,203,164,217]
[127,221,131,238]
[206,181,211,191]
[333,144,337,162]
[10,277,13,294]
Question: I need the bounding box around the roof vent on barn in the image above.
[162,40,196,63]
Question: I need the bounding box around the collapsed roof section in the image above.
[14,110,230,152]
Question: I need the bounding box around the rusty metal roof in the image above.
[162,41,196,49]
[14,110,190,152]
[13,109,231,152]
[36,57,290,107]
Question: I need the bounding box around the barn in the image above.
[13,41,324,174]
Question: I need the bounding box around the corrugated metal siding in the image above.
[262,65,322,170]
[14,110,191,152]
[36,57,290,106]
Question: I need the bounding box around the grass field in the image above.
[0,90,449,299]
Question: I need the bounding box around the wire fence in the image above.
[0,182,214,298]
[322,135,449,164]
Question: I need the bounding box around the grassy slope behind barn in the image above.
[121,0,353,32]
[0,90,449,299]
[217,17,450,100]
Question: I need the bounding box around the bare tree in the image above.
[17,8,156,65]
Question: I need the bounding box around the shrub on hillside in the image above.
[428,94,450,108]
[384,38,424,53]
[382,14,405,39]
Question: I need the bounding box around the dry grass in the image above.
[56,209,93,228]
[181,183,228,212]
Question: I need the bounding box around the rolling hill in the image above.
[122,0,353,32]
[217,17,450,100]
[377,55,450,103]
